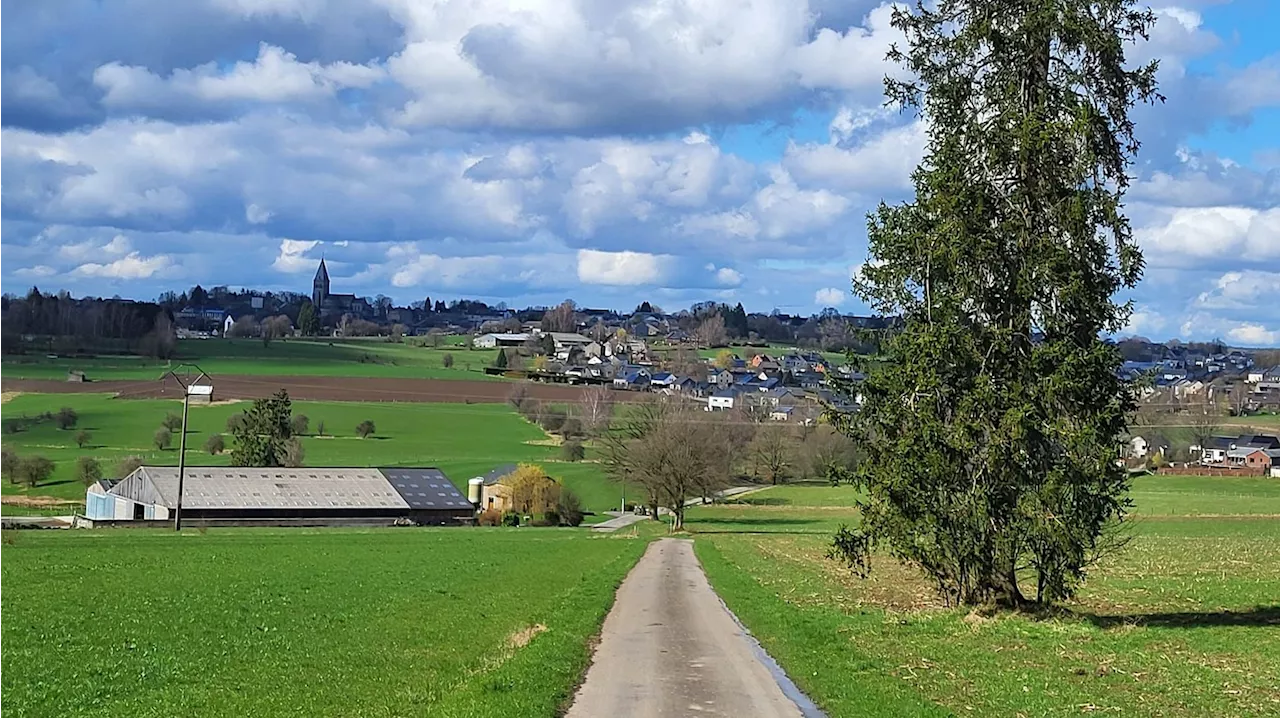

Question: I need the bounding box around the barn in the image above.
[84,466,476,527]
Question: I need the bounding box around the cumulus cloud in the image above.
[1195,270,1280,310]
[814,287,847,306]
[272,239,320,273]
[71,252,171,279]
[577,249,673,286]
[1136,207,1280,266]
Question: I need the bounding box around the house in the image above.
[769,406,795,422]
[707,389,737,411]
[474,464,518,513]
[1263,366,1280,383]
[1194,436,1235,464]
[545,332,594,351]
[474,332,530,348]
[1226,447,1280,471]
[708,368,735,387]
[612,367,651,390]
[85,466,474,526]
[650,372,677,389]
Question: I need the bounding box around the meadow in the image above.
[0,392,623,516]
[1,337,500,381]
[687,476,1280,717]
[0,529,647,718]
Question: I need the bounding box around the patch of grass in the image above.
[0,393,624,515]
[1,528,647,718]
[1,338,500,381]
[694,477,1280,717]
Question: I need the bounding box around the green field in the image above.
[687,477,1280,717]
[1,529,647,718]
[1,338,500,380]
[0,392,623,515]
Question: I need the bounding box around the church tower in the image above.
[312,258,330,308]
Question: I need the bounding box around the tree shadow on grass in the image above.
[1082,605,1280,629]
[690,517,822,527]
[724,497,791,506]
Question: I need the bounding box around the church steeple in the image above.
[312,258,330,307]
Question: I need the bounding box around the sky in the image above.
[1,0,1278,345]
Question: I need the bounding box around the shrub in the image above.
[56,406,79,430]
[75,429,92,448]
[356,420,376,439]
[17,455,55,488]
[76,457,103,486]
[557,488,584,526]
[205,434,226,455]
[282,438,305,468]
[560,417,583,439]
[539,406,567,433]
[561,440,585,462]
[477,508,503,526]
[501,511,521,527]
[442,353,454,368]
[161,412,183,432]
[290,414,310,436]
[317,421,327,437]
[154,428,172,451]
[116,455,144,478]
[225,413,246,433]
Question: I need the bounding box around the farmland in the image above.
[687,476,1280,717]
[0,392,624,515]
[1,529,647,718]
[0,338,499,381]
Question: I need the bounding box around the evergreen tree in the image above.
[297,301,321,336]
[494,348,508,369]
[230,390,294,467]
[829,0,1160,607]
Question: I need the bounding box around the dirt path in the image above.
[566,538,820,718]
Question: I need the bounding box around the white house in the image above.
[707,390,736,411]
[1247,369,1266,383]
[1127,435,1150,459]
[473,333,529,348]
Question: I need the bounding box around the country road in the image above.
[566,538,821,718]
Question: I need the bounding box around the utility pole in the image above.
[163,365,212,532]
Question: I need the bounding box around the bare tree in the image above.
[750,424,795,485]
[541,300,579,333]
[694,314,728,347]
[228,316,260,338]
[261,315,293,346]
[579,385,615,437]
[507,384,529,412]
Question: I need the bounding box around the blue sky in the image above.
[1,1,1278,344]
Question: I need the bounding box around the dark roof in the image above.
[314,258,329,283]
[479,463,518,486]
[1237,434,1280,449]
[381,468,472,510]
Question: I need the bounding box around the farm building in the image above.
[472,464,518,512]
[84,466,475,526]
[473,333,530,348]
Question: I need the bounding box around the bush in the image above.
[561,439,585,462]
[56,406,79,430]
[205,434,226,455]
[477,508,503,526]
[76,457,103,486]
[225,413,246,433]
[539,406,567,433]
[282,438,305,468]
[75,429,92,448]
[560,417,583,439]
[557,489,584,526]
[17,455,55,488]
[161,412,183,432]
[501,511,521,527]
[290,414,310,436]
[154,428,172,451]
[356,420,376,439]
[442,353,454,368]
[117,455,144,478]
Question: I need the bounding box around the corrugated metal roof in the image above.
[129,467,410,510]
[381,468,473,509]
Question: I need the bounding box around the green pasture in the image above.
[689,477,1280,717]
[1,529,647,718]
[1,338,499,381]
[0,393,623,515]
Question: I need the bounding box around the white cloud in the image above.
[1136,207,1280,265]
[1226,323,1280,347]
[14,265,57,278]
[1122,306,1168,337]
[1195,270,1280,310]
[714,267,744,287]
[577,249,673,286]
[71,252,171,279]
[814,287,846,306]
[246,204,272,224]
[784,121,925,194]
[272,239,320,273]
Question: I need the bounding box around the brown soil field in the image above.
[1,376,642,405]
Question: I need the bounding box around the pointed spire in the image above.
[314,257,329,283]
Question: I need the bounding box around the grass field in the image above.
[1,529,647,718]
[687,477,1280,717]
[1,338,500,381]
[0,392,624,515]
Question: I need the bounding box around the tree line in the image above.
[2,288,176,358]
